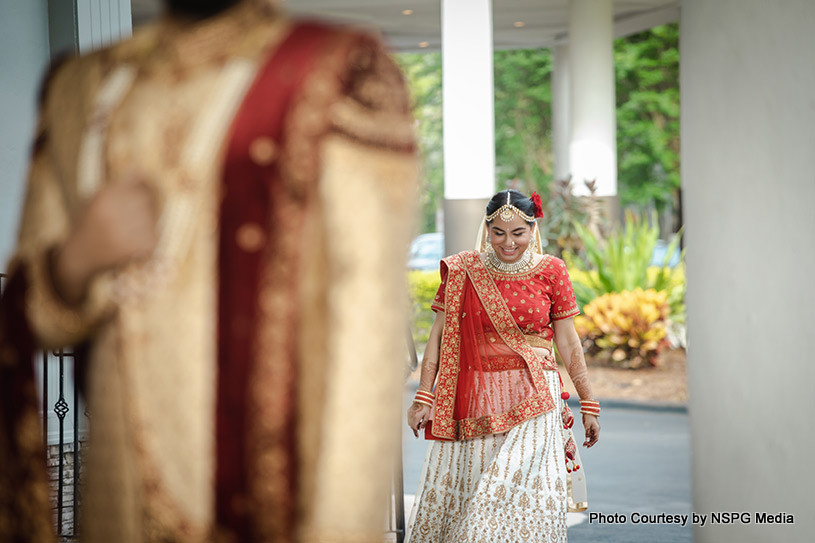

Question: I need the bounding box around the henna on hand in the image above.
[564,340,595,402]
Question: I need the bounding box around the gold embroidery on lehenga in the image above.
[512,469,523,485]
[409,249,576,541]
[407,382,566,543]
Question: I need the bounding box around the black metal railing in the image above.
[385,441,407,543]
[0,272,85,541]
[44,348,84,540]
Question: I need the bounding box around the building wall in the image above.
[681,1,815,541]
[0,0,51,267]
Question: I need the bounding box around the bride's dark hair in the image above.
[485,189,536,225]
[164,0,242,19]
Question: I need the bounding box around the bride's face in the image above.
[487,215,533,263]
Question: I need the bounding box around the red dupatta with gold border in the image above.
[429,250,558,441]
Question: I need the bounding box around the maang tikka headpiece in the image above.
[485,191,536,223]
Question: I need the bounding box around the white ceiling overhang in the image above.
[131,0,680,52]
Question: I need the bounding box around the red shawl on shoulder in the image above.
[429,251,558,441]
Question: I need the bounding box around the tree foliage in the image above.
[397,23,681,234]
[396,52,444,234]
[493,48,554,196]
[614,24,680,215]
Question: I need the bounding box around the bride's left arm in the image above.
[553,317,600,447]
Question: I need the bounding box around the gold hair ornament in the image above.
[485,191,536,223]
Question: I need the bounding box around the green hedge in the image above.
[408,270,441,351]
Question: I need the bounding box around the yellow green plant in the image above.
[574,211,682,291]
[566,211,684,323]
[565,253,686,324]
[408,270,442,349]
[574,288,670,368]
[647,263,685,324]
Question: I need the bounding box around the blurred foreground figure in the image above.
[0,0,417,541]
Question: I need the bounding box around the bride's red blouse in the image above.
[431,253,580,342]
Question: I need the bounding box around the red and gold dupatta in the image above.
[429,250,558,441]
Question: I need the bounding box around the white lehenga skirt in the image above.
[406,370,567,543]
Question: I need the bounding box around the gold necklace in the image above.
[485,246,534,274]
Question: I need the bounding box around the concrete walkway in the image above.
[400,385,692,542]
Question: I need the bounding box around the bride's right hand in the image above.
[407,402,432,438]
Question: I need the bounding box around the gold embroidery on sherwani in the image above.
[94,14,286,540]
[249,26,417,543]
[15,4,291,542]
[13,3,417,542]
[299,70,417,543]
[248,28,349,543]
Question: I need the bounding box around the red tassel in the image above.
[561,391,570,400]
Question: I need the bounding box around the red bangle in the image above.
[579,399,600,416]
[414,389,435,407]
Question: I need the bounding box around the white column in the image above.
[441,0,495,254]
[442,0,495,200]
[682,1,815,542]
[76,0,132,53]
[0,1,50,266]
[551,43,570,182]
[568,0,616,196]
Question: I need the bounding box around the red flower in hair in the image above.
[530,191,544,218]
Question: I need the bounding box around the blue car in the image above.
[650,238,682,268]
[408,233,444,271]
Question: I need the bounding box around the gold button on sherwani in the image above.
[248,136,277,166]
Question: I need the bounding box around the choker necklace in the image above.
[485,247,534,274]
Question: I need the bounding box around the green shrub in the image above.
[408,270,442,351]
[565,211,685,321]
